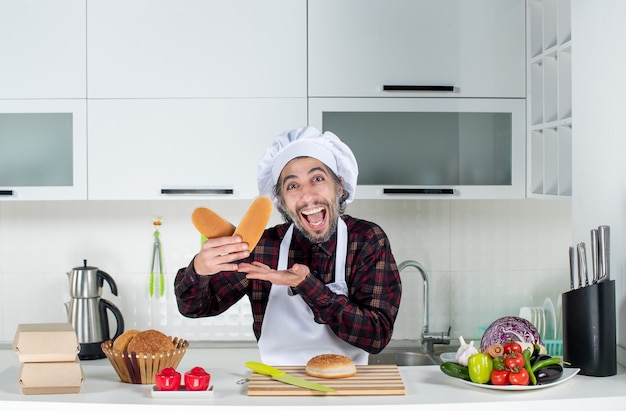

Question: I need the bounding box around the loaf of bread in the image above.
[126,329,175,354]
[112,329,141,352]
[191,207,236,239]
[233,196,273,252]
[305,354,357,379]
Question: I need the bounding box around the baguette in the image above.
[191,207,236,239]
[233,196,273,252]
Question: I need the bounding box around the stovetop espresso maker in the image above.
[65,260,124,360]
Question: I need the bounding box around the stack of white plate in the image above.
[518,306,546,339]
[519,298,557,340]
[543,297,557,340]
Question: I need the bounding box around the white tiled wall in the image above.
[0,199,571,344]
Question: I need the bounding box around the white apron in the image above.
[257,218,368,365]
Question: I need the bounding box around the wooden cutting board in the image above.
[247,364,405,396]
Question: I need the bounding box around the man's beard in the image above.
[286,198,340,244]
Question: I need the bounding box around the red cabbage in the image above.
[480,316,543,352]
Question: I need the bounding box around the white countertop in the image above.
[1,348,625,410]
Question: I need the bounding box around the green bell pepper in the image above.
[467,353,493,384]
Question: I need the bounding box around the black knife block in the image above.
[561,280,616,376]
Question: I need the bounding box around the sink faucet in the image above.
[398,260,450,353]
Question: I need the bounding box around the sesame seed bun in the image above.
[126,329,174,354]
[305,354,357,379]
[112,329,141,352]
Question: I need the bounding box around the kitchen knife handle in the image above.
[245,361,284,377]
[598,225,610,281]
[0,190,14,196]
[568,246,575,290]
[590,229,599,283]
[582,243,589,286]
[383,85,455,92]
[576,243,587,288]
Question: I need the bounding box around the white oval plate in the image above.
[444,368,580,391]
[440,352,457,363]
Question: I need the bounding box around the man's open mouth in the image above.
[301,206,326,228]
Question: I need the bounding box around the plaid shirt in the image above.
[174,214,402,354]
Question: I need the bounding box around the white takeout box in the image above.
[13,323,80,363]
[18,359,84,395]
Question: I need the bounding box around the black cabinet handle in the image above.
[383,188,454,195]
[0,190,14,196]
[160,188,234,195]
[383,85,455,92]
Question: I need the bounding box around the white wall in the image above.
[0,199,571,345]
[572,0,626,365]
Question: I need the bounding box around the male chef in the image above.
[175,126,402,365]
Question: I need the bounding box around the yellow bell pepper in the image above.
[467,353,493,384]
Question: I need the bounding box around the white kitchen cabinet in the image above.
[308,0,526,98]
[527,0,572,198]
[0,99,87,200]
[87,99,307,200]
[0,0,86,99]
[87,0,306,99]
[86,0,309,200]
[310,98,526,199]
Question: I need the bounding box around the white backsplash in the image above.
[0,199,571,344]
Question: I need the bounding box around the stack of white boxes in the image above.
[13,323,84,394]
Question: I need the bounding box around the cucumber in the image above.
[440,362,471,381]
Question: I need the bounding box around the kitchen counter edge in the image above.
[0,348,625,410]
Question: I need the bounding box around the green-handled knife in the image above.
[245,362,335,393]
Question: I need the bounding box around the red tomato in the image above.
[504,352,525,371]
[503,342,523,355]
[508,368,530,385]
[490,369,510,385]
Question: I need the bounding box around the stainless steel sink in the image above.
[368,351,440,366]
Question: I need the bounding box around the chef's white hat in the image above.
[257,126,358,205]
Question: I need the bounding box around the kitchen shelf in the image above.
[527,0,572,199]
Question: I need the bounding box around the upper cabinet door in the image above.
[0,0,86,99]
[87,98,307,200]
[0,99,87,200]
[87,0,307,98]
[308,0,526,98]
